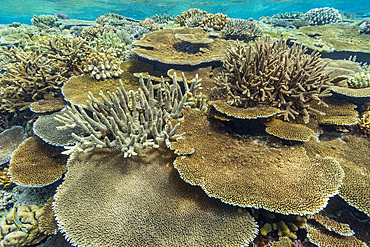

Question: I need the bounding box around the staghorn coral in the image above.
[0,47,67,113]
[175,8,208,27]
[200,13,230,31]
[168,107,345,215]
[9,137,67,187]
[222,18,262,41]
[302,7,342,26]
[346,72,370,88]
[0,126,25,165]
[0,205,46,247]
[53,147,258,247]
[81,52,123,80]
[56,73,200,157]
[132,27,234,65]
[358,110,370,135]
[215,35,332,124]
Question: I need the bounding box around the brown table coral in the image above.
[132,27,234,65]
[53,147,258,247]
[168,107,344,215]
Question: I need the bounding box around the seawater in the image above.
[1,0,370,24]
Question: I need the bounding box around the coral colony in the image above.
[0,7,370,247]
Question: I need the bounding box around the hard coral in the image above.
[302,7,342,26]
[56,73,200,157]
[222,18,262,41]
[0,205,46,247]
[215,35,332,124]
[0,126,26,165]
[200,13,230,31]
[175,8,208,27]
[81,52,123,80]
[358,110,370,135]
[53,147,258,247]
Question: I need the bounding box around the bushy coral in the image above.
[303,7,342,25]
[346,72,370,88]
[358,110,370,135]
[31,15,58,28]
[200,13,230,31]
[139,18,159,31]
[215,36,332,123]
[151,13,175,24]
[81,52,123,80]
[95,13,126,26]
[175,8,208,26]
[222,18,262,41]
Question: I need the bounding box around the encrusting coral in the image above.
[55,73,200,157]
[214,35,332,124]
[0,205,46,247]
[53,147,258,247]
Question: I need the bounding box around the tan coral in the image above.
[308,211,354,236]
[39,199,58,235]
[305,224,367,247]
[0,168,14,187]
[81,52,123,80]
[53,147,258,247]
[175,8,208,27]
[0,205,46,247]
[330,85,370,97]
[168,107,345,215]
[132,27,234,65]
[214,36,332,124]
[30,98,67,114]
[9,137,67,187]
[265,118,317,142]
[61,59,152,106]
[139,18,159,31]
[347,72,370,88]
[358,110,370,135]
[0,126,26,165]
[303,134,370,217]
[200,13,230,31]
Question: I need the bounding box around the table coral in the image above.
[53,147,258,247]
[132,27,234,65]
[215,35,332,124]
[9,137,67,187]
[168,107,344,215]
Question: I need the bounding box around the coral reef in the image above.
[33,109,84,147]
[0,205,46,247]
[94,31,130,59]
[9,137,67,187]
[215,36,331,124]
[265,118,317,142]
[0,126,25,165]
[38,199,58,235]
[31,15,58,28]
[200,13,230,31]
[95,13,126,26]
[53,147,258,247]
[80,23,115,41]
[56,73,199,156]
[29,98,67,114]
[139,18,159,31]
[0,168,14,187]
[358,110,370,135]
[347,72,370,88]
[302,7,342,26]
[273,11,304,20]
[308,211,354,236]
[81,52,123,80]
[151,13,175,24]
[54,13,68,20]
[222,18,262,41]
[175,8,208,27]
[132,27,234,65]
[168,107,344,215]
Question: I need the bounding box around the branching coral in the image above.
[222,18,262,41]
[215,35,332,123]
[56,73,200,157]
[346,72,370,88]
[302,7,342,26]
[81,52,123,80]
[0,47,67,113]
[175,8,208,26]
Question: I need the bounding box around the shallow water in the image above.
[1,0,370,24]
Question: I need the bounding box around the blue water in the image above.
[1,0,370,24]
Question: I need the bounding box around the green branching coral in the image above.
[55,73,200,157]
[215,35,332,123]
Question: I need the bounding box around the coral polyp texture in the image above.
[81,52,123,80]
[56,73,200,157]
[168,107,345,215]
[199,13,230,31]
[302,7,342,26]
[53,147,258,247]
[215,36,332,124]
[0,205,46,247]
[346,72,370,88]
[0,126,25,165]
[9,137,67,187]
[132,27,234,65]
